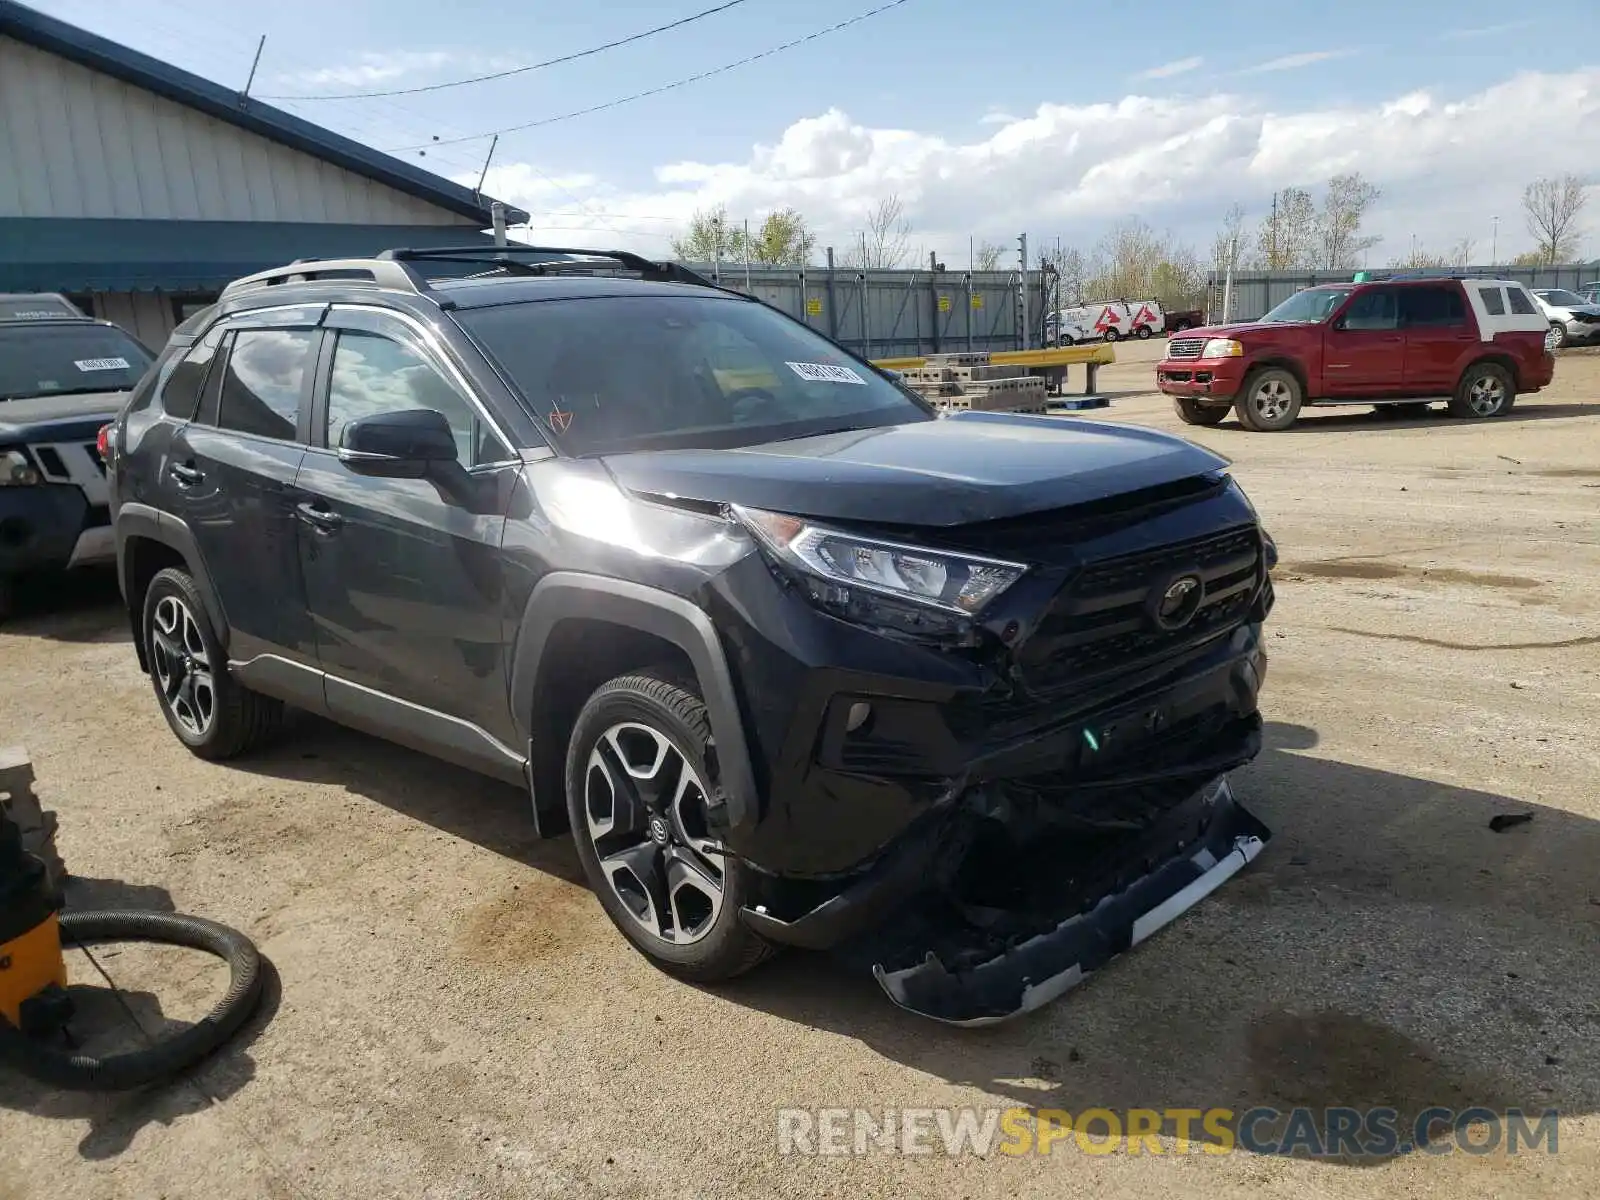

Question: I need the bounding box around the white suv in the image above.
[1531,288,1600,348]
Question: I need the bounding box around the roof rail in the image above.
[1383,269,1495,281]
[221,257,426,299]
[378,245,721,288]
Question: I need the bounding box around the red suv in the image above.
[1156,276,1555,431]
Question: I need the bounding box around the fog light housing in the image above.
[846,702,873,733]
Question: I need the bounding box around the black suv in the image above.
[107,247,1277,1025]
[2,293,155,617]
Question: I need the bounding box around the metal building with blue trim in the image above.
[0,1,527,346]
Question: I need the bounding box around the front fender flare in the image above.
[510,572,758,833]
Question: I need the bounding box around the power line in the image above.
[258,0,753,100]
[384,0,914,152]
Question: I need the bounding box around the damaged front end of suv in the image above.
[657,420,1278,1025]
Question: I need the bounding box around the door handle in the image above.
[169,462,202,486]
[296,500,344,533]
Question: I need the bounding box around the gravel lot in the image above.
[3,346,1597,1199]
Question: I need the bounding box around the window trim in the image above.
[207,326,323,447]
[156,325,226,421]
[314,304,518,468]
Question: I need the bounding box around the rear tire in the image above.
[1448,361,1515,419]
[142,568,283,759]
[1548,322,1567,350]
[1136,325,1153,340]
[1173,397,1228,426]
[566,671,774,982]
[1234,368,1303,432]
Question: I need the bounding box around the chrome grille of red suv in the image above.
[1166,338,1206,359]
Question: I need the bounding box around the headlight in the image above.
[1202,338,1244,358]
[734,505,1027,628]
[0,449,40,487]
[1262,530,1278,571]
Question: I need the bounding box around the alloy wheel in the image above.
[1251,377,1295,422]
[1466,373,1506,416]
[150,595,215,737]
[583,722,725,945]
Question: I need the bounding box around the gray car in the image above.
[1531,288,1600,347]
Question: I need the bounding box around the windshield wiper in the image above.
[7,384,134,400]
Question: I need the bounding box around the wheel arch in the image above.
[1460,352,1520,391]
[1245,356,1309,397]
[116,504,229,672]
[510,573,759,840]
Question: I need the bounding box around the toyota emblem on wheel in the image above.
[1152,573,1205,631]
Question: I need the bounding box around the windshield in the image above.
[1258,287,1353,324]
[1537,289,1586,307]
[458,294,931,454]
[0,323,154,400]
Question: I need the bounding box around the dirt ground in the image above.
[2,346,1597,1199]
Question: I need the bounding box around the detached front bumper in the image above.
[873,776,1267,1025]
[1156,358,1247,402]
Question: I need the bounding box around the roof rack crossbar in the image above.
[221,257,426,299]
[378,245,720,289]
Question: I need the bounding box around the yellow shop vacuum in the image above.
[0,757,267,1091]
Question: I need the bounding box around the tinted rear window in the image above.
[1507,287,1537,316]
[1400,286,1466,326]
[0,324,154,401]
[458,295,929,454]
[1479,286,1506,316]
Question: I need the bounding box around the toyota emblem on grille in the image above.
[1151,572,1204,630]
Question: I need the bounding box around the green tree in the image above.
[737,208,816,266]
[671,206,740,263]
[1317,173,1382,269]
[1255,188,1318,270]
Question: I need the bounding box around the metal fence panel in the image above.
[684,264,1031,358]
[1208,264,1600,322]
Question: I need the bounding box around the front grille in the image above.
[1166,337,1206,359]
[1020,526,1262,692]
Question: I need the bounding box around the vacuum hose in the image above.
[0,910,264,1091]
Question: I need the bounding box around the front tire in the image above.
[142,568,283,759]
[1548,322,1567,350]
[1173,397,1228,426]
[566,671,773,982]
[1136,325,1153,340]
[1234,368,1304,431]
[1102,328,1120,343]
[1449,361,1516,419]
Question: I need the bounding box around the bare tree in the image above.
[1317,173,1382,269]
[1083,219,1205,307]
[1447,236,1476,266]
[1210,203,1247,277]
[1522,175,1589,264]
[1389,240,1449,270]
[1254,188,1319,269]
[841,195,914,269]
[971,240,1006,271]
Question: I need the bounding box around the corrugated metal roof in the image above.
[0,218,511,292]
[0,1,527,225]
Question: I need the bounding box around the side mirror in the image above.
[1331,315,1347,331]
[338,408,458,476]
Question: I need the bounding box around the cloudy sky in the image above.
[29,0,1600,265]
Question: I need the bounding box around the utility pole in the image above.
[1269,192,1278,269]
[491,201,507,247]
[1018,233,1030,350]
[1222,235,1236,325]
[1491,215,1499,264]
[743,218,752,289]
[712,214,723,283]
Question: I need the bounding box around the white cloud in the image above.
[1239,50,1356,74]
[1136,56,1203,80]
[468,69,1600,264]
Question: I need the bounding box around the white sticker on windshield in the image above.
[74,357,130,372]
[785,361,867,385]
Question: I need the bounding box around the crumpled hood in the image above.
[601,412,1230,527]
[0,391,128,440]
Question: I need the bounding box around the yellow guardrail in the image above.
[871,344,1116,372]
